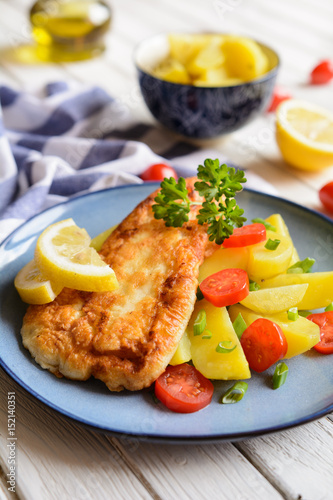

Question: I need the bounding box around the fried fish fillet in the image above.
[21,178,209,391]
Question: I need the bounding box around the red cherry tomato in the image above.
[140,163,177,182]
[307,311,333,354]
[155,363,214,413]
[310,60,333,85]
[267,87,292,112]
[200,268,249,307]
[240,318,288,372]
[222,223,266,248]
[319,181,333,213]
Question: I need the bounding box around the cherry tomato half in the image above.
[310,60,333,85]
[307,311,333,354]
[240,318,288,372]
[267,87,292,112]
[155,363,214,413]
[222,223,266,248]
[200,268,249,307]
[140,163,177,181]
[319,181,333,214]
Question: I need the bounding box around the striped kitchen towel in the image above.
[0,81,274,242]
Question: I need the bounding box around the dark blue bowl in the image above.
[134,34,280,139]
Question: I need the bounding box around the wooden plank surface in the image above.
[0,369,155,500]
[0,0,333,499]
[236,419,333,500]
[2,364,333,500]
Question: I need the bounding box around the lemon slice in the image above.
[276,99,333,171]
[14,260,63,304]
[34,218,118,292]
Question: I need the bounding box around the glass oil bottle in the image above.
[30,0,112,62]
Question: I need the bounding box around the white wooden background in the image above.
[1,0,333,499]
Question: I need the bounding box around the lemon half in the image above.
[34,218,118,292]
[276,99,333,171]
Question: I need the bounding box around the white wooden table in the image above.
[1,1,333,499]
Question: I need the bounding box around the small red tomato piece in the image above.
[200,268,249,307]
[319,181,333,214]
[155,363,214,413]
[310,60,333,85]
[307,311,333,354]
[140,163,177,181]
[222,223,266,248]
[240,318,288,372]
[267,87,292,112]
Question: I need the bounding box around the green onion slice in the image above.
[152,392,160,404]
[325,303,333,312]
[287,307,299,321]
[272,362,288,390]
[265,238,281,250]
[193,309,206,336]
[249,279,260,291]
[221,382,248,404]
[251,218,276,232]
[232,313,247,340]
[202,330,212,339]
[299,310,312,318]
[287,257,315,274]
[196,286,204,301]
[216,341,237,354]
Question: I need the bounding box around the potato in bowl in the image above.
[134,33,279,138]
[153,33,272,87]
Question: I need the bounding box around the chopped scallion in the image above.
[251,218,276,232]
[272,362,288,390]
[221,381,248,404]
[287,257,315,274]
[299,310,312,318]
[193,309,206,336]
[249,279,260,291]
[325,303,333,312]
[232,313,247,340]
[216,341,237,354]
[265,238,281,250]
[202,330,212,339]
[196,286,204,301]
[288,307,299,321]
[152,392,160,404]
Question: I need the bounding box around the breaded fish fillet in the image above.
[21,178,209,391]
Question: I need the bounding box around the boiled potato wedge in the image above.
[168,34,211,65]
[259,272,333,310]
[240,283,308,314]
[265,214,300,264]
[247,230,293,280]
[187,39,225,76]
[154,59,191,84]
[189,300,250,380]
[222,36,269,81]
[169,330,191,366]
[193,68,240,87]
[199,246,248,282]
[229,304,320,359]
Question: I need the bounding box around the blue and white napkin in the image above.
[0,81,273,242]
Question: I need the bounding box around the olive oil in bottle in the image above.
[30,0,112,62]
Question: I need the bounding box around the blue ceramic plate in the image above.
[0,184,332,443]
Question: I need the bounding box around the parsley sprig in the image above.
[152,159,247,245]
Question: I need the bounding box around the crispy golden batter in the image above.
[21,178,209,391]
